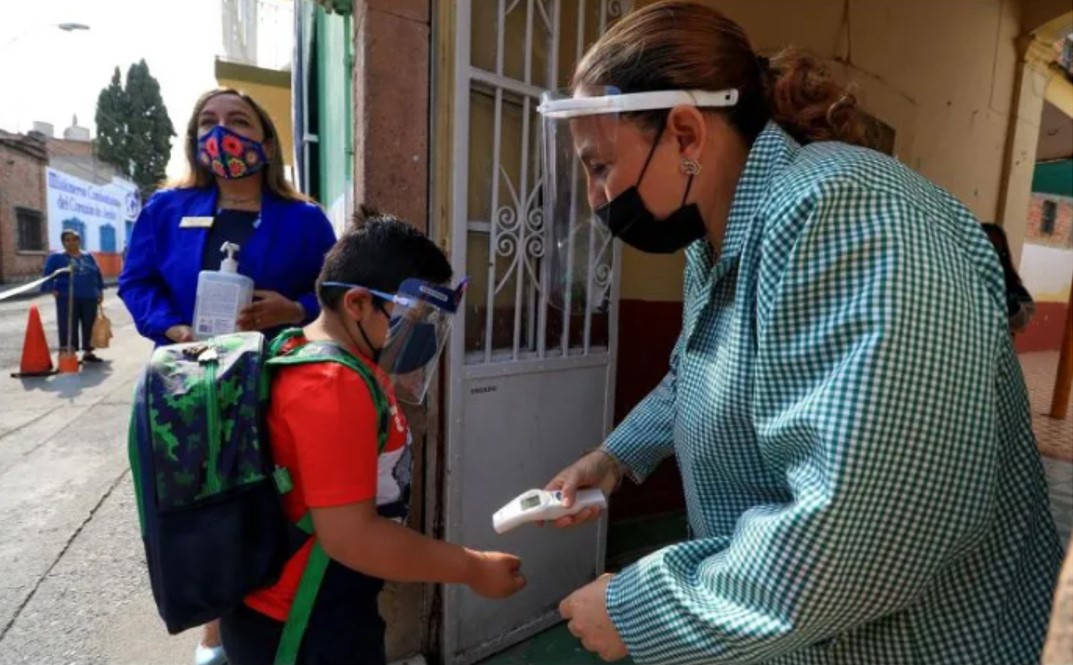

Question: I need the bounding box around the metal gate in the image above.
[443,1,630,663]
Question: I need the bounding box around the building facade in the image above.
[1020,158,1073,352]
[0,130,48,284]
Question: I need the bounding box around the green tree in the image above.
[94,60,176,198]
[94,67,128,173]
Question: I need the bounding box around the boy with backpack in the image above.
[130,207,524,665]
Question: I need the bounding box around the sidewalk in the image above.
[1022,351,1073,548]
[0,294,196,664]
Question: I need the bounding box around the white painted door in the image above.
[443,1,631,663]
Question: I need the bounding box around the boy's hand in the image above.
[466,550,526,598]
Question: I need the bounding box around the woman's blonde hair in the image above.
[170,88,310,202]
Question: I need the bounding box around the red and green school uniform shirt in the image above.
[245,347,411,622]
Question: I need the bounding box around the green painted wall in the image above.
[1032,160,1073,198]
[314,6,353,207]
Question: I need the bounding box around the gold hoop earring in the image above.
[680,158,702,176]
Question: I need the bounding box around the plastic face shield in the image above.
[380,278,467,404]
[537,87,739,315]
[324,278,468,404]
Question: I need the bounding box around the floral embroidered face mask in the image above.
[197,125,267,180]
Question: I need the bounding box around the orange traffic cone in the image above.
[57,349,80,374]
[10,305,56,378]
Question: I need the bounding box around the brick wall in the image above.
[0,133,48,283]
[1026,194,1073,250]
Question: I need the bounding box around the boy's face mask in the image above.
[387,319,440,374]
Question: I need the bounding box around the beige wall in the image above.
[351,2,433,660]
[624,0,1029,302]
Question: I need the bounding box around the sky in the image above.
[0,0,220,179]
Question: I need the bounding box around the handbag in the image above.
[91,307,113,349]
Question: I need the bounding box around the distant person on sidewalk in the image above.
[42,230,104,363]
[982,223,1036,334]
[119,87,336,665]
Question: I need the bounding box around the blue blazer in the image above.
[119,187,337,346]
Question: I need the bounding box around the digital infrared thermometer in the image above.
[493,489,607,534]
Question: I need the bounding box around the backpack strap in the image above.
[266,335,391,453]
[274,514,325,665]
[267,332,393,665]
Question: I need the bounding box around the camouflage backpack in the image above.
[128,329,389,665]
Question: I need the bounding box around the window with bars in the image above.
[100,224,117,253]
[16,208,45,252]
[1041,199,1058,236]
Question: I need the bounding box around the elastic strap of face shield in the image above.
[636,120,667,187]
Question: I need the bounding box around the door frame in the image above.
[439,2,628,663]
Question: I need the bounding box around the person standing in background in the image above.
[42,229,104,363]
[120,88,336,348]
[119,87,336,665]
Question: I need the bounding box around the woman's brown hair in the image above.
[170,88,310,202]
[573,0,868,147]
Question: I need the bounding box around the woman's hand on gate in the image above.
[465,550,527,599]
[543,450,622,528]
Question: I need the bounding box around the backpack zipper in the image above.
[199,347,222,495]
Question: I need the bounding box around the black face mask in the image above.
[593,123,706,254]
[387,319,439,374]
[356,301,390,363]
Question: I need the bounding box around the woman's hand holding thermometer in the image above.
[543,449,622,527]
[493,489,608,534]
[492,450,623,534]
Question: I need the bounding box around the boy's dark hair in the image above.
[316,204,453,311]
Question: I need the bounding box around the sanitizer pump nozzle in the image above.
[220,242,240,273]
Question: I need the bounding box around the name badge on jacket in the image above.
[179,216,214,229]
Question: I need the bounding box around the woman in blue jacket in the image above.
[118,88,336,665]
[120,88,336,348]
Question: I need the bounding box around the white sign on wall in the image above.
[46,168,139,254]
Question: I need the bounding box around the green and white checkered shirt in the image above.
[603,123,1063,665]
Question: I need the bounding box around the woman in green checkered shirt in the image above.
[538,2,1063,663]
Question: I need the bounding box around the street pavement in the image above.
[0,291,194,664]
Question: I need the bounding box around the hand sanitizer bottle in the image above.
[192,242,255,340]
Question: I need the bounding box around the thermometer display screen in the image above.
[520,495,542,509]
